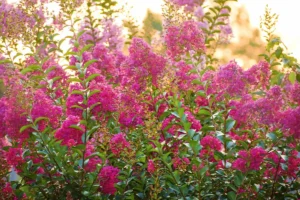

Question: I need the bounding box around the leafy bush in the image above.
[0,0,299,199]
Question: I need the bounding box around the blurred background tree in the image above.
[215,6,265,68]
[142,9,162,44]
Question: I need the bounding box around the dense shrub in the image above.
[0,0,299,199]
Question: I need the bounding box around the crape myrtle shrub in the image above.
[0,0,300,199]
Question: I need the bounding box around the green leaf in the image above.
[259,53,270,61]
[199,165,209,177]
[178,107,184,118]
[71,105,84,110]
[77,30,86,39]
[13,53,23,60]
[65,65,78,70]
[198,108,211,116]
[0,59,12,64]
[192,79,202,85]
[280,155,288,161]
[234,171,245,186]
[214,151,224,160]
[216,21,226,26]
[81,132,87,143]
[228,184,237,192]
[34,117,49,126]
[171,112,180,118]
[70,125,84,132]
[71,90,84,96]
[226,141,235,149]
[89,102,101,111]
[275,47,283,58]
[52,76,62,83]
[21,65,41,74]
[289,72,296,84]
[22,149,31,158]
[27,160,33,170]
[87,89,100,98]
[68,78,82,83]
[228,191,236,200]
[196,90,206,97]
[209,7,218,15]
[226,119,235,132]
[161,152,171,163]
[20,124,32,133]
[190,140,201,155]
[86,73,100,82]
[187,129,195,138]
[64,51,77,56]
[266,132,277,141]
[45,66,57,74]
[183,122,191,132]
[86,125,100,140]
[80,44,94,56]
[280,163,288,170]
[83,59,98,69]
[173,170,180,183]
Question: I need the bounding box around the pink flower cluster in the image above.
[31,89,62,130]
[100,19,124,50]
[229,94,280,127]
[118,93,144,127]
[1,183,15,199]
[0,99,6,138]
[280,107,300,138]
[165,21,206,60]
[5,147,24,172]
[243,61,271,90]
[203,61,271,99]
[66,84,85,117]
[90,44,118,79]
[232,147,266,172]
[210,60,246,98]
[218,9,233,43]
[264,152,284,179]
[91,82,118,113]
[161,106,202,135]
[229,84,300,139]
[0,1,37,38]
[185,111,202,131]
[170,0,203,12]
[285,82,300,104]
[161,115,181,136]
[0,92,31,143]
[84,142,102,172]
[200,135,222,160]
[286,150,300,178]
[109,133,131,156]
[264,150,300,179]
[99,166,120,195]
[172,157,190,169]
[175,61,199,91]
[55,115,84,146]
[66,81,118,119]
[147,160,156,174]
[41,58,68,98]
[120,38,166,92]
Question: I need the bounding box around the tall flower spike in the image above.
[99,166,120,195]
[165,21,206,60]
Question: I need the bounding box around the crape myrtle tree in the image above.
[0,0,299,199]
